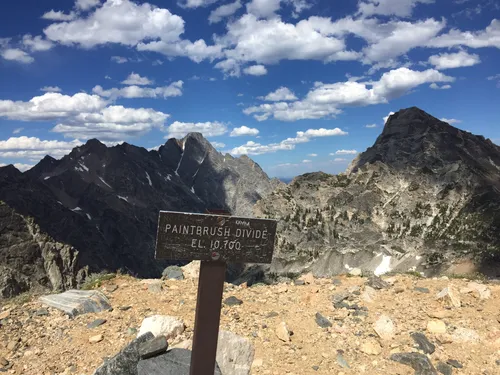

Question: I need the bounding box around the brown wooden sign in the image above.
[155,211,277,263]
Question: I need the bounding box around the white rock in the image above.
[373,315,395,340]
[451,327,480,343]
[362,286,377,303]
[137,315,184,340]
[216,330,255,375]
[360,340,382,355]
[436,286,461,308]
[427,320,447,334]
[466,282,491,299]
[276,322,291,342]
[298,272,315,284]
[349,268,363,277]
[181,261,200,279]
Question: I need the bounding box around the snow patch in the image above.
[99,176,112,189]
[86,213,92,220]
[71,207,82,212]
[78,162,89,172]
[191,187,195,194]
[374,255,392,276]
[145,171,152,186]
[118,195,129,202]
[44,176,51,180]
[344,264,352,271]
[166,174,172,181]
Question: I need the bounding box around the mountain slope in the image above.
[255,107,500,278]
[0,133,276,297]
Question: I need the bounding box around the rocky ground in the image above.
[1,268,500,375]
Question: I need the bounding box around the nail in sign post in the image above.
[155,210,277,375]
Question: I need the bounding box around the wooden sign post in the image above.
[155,210,277,375]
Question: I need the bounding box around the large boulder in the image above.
[137,315,185,340]
[137,348,222,375]
[39,290,111,317]
[93,332,154,375]
[216,331,255,375]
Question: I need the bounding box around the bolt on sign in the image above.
[155,210,277,375]
[155,211,277,264]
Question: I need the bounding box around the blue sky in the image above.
[0,0,499,177]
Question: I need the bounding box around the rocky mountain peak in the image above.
[349,107,500,176]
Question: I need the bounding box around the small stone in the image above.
[427,320,447,334]
[367,276,390,289]
[390,352,437,375]
[436,362,453,375]
[89,334,104,343]
[315,312,332,328]
[446,359,463,368]
[34,308,49,316]
[466,282,491,299]
[181,261,200,279]
[7,340,19,352]
[104,285,118,293]
[349,268,362,277]
[415,287,430,294]
[138,336,168,359]
[252,358,263,368]
[0,357,9,367]
[312,365,319,371]
[362,286,377,303]
[332,279,342,286]
[162,265,184,280]
[266,311,279,318]
[87,318,107,329]
[436,286,461,308]
[373,315,395,340]
[119,306,132,311]
[137,315,185,340]
[332,292,350,304]
[411,332,436,354]
[495,359,500,366]
[0,310,10,320]
[39,290,111,318]
[216,330,255,375]
[127,327,138,335]
[148,282,163,293]
[336,351,350,368]
[427,310,452,319]
[298,272,315,284]
[294,280,306,286]
[451,327,480,343]
[360,340,382,355]
[224,296,243,306]
[276,322,291,342]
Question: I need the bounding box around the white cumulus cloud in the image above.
[1,49,34,64]
[40,86,62,93]
[258,87,298,101]
[209,0,242,24]
[92,81,183,100]
[428,50,481,69]
[440,118,462,124]
[121,72,154,86]
[331,149,358,155]
[429,83,452,89]
[0,136,83,160]
[166,121,228,138]
[357,0,434,17]
[230,126,260,137]
[243,64,268,76]
[41,10,76,21]
[75,0,101,11]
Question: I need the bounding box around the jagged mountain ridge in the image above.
[0,133,277,297]
[255,107,500,278]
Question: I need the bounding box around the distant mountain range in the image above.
[255,107,500,278]
[0,133,277,298]
[2,107,500,298]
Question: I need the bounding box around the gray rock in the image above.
[415,287,430,294]
[315,313,332,328]
[294,280,305,286]
[332,279,342,286]
[266,311,278,318]
[411,332,436,354]
[137,349,222,375]
[367,276,390,290]
[336,351,350,369]
[312,365,319,371]
[138,336,168,359]
[40,290,111,318]
[148,283,163,293]
[390,352,438,375]
[162,266,184,281]
[93,332,154,375]
[224,296,243,306]
[216,330,255,375]
[87,319,107,329]
[34,308,49,316]
[120,306,132,311]
[446,359,463,369]
[436,362,453,375]
[331,292,350,304]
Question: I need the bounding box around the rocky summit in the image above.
[1,270,500,374]
[255,107,500,278]
[0,133,277,298]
